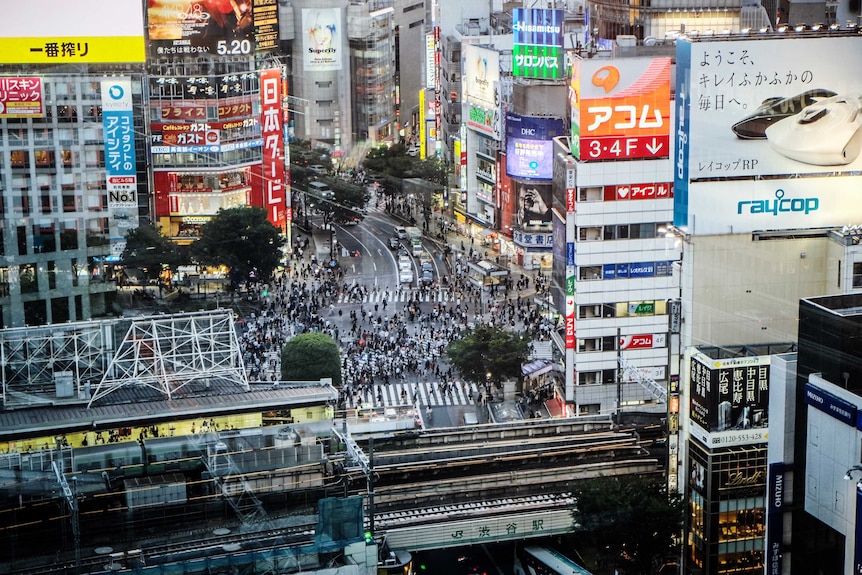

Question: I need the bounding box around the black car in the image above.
[388,237,401,250]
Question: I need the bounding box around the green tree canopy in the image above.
[571,475,684,574]
[120,222,186,280]
[445,325,530,385]
[280,332,342,387]
[190,207,285,287]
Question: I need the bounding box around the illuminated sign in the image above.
[512,8,564,80]
[507,139,553,180]
[0,77,43,118]
[0,0,145,64]
[572,56,671,161]
[260,68,286,229]
[604,182,673,201]
[302,8,343,71]
[101,79,137,209]
[675,35,862,228]
[148,0,264,57]
[514,183,552,226]
[689,351,770,448]
[253,0,279,52]
[467,105,500,140]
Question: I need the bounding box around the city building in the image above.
[0,1,149,327]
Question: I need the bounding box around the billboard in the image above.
[689,352,770,448]
[681,175,862,235]
[515,183,552,226]
[463,45,500,108]
[507,138,554,180]
[148,0,264,57]
[571,56,671,161]
[512,8,564,79]
[302,8,343,71]
[101,79,137,209]
[0,0,145,64]
[252,0,279,52]
[675,36,862,227]
[466,105,501,140]
[0,78,43,118]
[603,182,672,201]
[260,68,286,229]
[505,114,565,181]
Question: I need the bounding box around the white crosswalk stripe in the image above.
[336,289,455,305]
[346,381,481,409]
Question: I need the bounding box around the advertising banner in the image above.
[603,182,672,201]
[515,183,552,226]
[302,8,343,71]
[425,34,436,90]
[253,0,279,52]
[0,78,43,118]
[260,68,286,229]
[675,36,862,183]
[101,79,137,209]
[513,45,563,80]
[467,105,501,140]
[681,175,862,235]
[619,334,667,350]
[506,139,554,180]
[572,56,671,161]
[464,45,500,108]
[506,113,566,141]
[148,0,255,57]
[512,8,564,80]
[689,352,770,448]
[767,463,785,575]
[0,0,145,64]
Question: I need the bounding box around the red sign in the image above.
[160,102,207,120]
[162,130,220,147]
[582,135,669,161]
[619,334,654,350]
[566,188,576,213]
[565,314,575,349]
[218,96,254,119]
[604,182,673,201]
[0,77,43,118]
[260,69,286,229]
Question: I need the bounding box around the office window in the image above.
[853,262,862,288]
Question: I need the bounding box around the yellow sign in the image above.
[0,37,146,64]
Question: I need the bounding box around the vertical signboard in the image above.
[512,8,564,79]
[767,462,785,575]
[689,352,771,447]
[569,56,581,158]
[673,40,691,228]
[260,69,286,229]
[0,77,43,118]
[856,484,862,575]
[101,79,137,210]
[302,8,342,71]
[253,0,279,52]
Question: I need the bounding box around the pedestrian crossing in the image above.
[335,288,460,305]
[345,381,482,409]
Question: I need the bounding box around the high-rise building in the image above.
[0,0,148,327]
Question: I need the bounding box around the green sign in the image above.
[630,302,655,315]
[566,276,575,296]
[512,44,562,79]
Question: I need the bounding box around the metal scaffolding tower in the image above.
[88,310,248,406]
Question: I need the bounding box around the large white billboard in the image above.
[674,35,862,232]
[685,176,862,235]
[463,45,500,108]
[302,8,342,71]
[0,0,145,64]
[677,36,862,181]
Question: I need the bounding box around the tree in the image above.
[280,332,342,386]
[190,207,285,287]
[445,325,530,385]
[120,222,186,281]
[571,475,684,575]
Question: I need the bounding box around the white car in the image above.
[395,226,408,239]
[399,270,414,284]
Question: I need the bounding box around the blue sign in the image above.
[103,110,136,177]
[506,137,554,180]
[629,261,656,278]
[566,242,575,266]
[602,261,675,280]
[673,40,692,228]
[804,383,857,427]
[506,112,567,141]
[512,8,564,48]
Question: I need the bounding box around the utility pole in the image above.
[616,326,622,428]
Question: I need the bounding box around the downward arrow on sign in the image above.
[646,138,663,155]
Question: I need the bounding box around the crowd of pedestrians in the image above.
[236,217,560,414]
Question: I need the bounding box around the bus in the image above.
[515,546,593,575]
[405,226,423,256]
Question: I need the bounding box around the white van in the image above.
[308,181,333,199]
